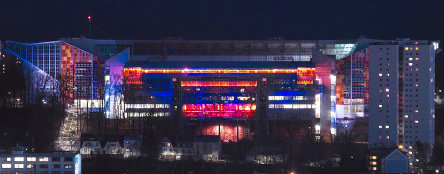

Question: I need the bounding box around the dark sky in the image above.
[1,0,444,84]
[1,0,443,41]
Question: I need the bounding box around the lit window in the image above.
[27,164,35,168]
[14,157,24,161]
[405,47,409,51]
[39,157,49,162]
[415,110,418,113]
[14,164,24,168]
[387,74,390,77]
[372,167,377,171]
[370,161,377,165]
[409,57,413,61]
[398,145,404,149]
[385,88,389,92]
[409,63,413,66]
[409,151,413,155]
[415,84,418,87]
[415,47,419,50]
[386,136,390,139]
[2,164,11,168]
[378,105,383,108]
[385,125,389,129]
[415,120,419,124]
[6,157,11,162]
[379,73,382,77]
[386,94,390,97]
[26,157,36,161]
[378,125,382,128]
[404,115,409,118]
[370,156,377,160]
[415,58,419,60]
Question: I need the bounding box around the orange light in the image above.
[297,80,313,84]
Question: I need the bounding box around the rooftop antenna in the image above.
[87,16,92,38]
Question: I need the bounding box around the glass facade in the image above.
[6,41,105,105]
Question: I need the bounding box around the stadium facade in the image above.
[4,38,439,145]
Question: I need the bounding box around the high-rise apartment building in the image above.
[368,39,439,171]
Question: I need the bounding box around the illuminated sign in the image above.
[75,154,81,174]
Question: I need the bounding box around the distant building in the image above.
[245,146,285,164]
[123,134,142,158]
[0,153,81,174]
[193,135,221,161]
[368,39,440,170]
[80,138,102,156]
[159,137,193,161]
[381,150,408,173]
[103,141,123,155]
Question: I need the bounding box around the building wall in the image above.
[5,41,105,106]
[368,44,400,148]
[368,40,437,156]
[0,153,80,174]
[400,44,435,149]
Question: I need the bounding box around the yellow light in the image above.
[399,145,404,149]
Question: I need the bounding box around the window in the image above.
[39,164,48,168]
[27,164,36,168]
[13,157,24,161]
[378,125,382,128]
[39,157,49,162]
[27,157,36,161]
[385,125,390,129]
[52,157,60,162]
[14,164,24,168]
[52,164,60,168]
[64,164,73,168]
[64,157,73,162]
[2,164,11,168]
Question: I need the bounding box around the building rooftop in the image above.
[125,61,314,69]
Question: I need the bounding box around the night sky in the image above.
[1,0,444,85]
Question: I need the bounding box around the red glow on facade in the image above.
[183,104,256,117]
[202,124,245,142]
[181,81,257,87]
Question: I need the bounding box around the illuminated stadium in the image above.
[5,38,360,142]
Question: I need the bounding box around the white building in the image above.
[123,134,142,158]
[368,39,439,169]
[80,139,102,156]
[159,137,194,161]
[104,141,123,155]
[0,153,81,174]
